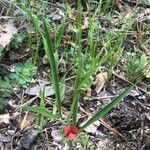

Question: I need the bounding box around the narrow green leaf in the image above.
[39,87,45,108]
[80,85,133,130]
[68,0,83,125]
[26,9,40,33]
[38,87,46,128]
[69,59,82,125]
[43,20,62,117]
[55,24,64,49]
[23,106,60,120]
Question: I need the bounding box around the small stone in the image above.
[97,139,113,150]
[84,120,100,134]
[0,133,11,142]
[20,129,38,150]
[51,129,62,142]
[129,90,140,97]
[0,114,10,125]
[7,129,16,136]
[95,130,107,140]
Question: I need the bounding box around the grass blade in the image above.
[80,85,133,130]
[23,106,60,120]
[69,59,82,125]
[43,21,62,117]
[55,24,64,49]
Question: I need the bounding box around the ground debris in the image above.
[0,19,17,47]
[0,113,10,126]
[0,132,11,143]
[20,113,36,131]
[25,84,54,97]
[94,72,108,94]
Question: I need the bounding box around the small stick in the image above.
[112,71,150,96]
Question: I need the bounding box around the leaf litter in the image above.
[0,19,17,47]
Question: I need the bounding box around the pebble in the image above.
[0,133,11,143]
[20,129,38,150]
[51,129,62,142]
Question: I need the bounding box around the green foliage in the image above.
[10,58,37,85]
[68,0,83,126]
[43,20,64,118]
[11,33,26,49]
[78,133,90,150]
[0,77,12,94]
[0,45,4,58]
[0,98,9,112]
[5,1,141,149]
[0,59,36,95]
[126,53,150,81]
[23,106,60,120]
[22,87,62,130]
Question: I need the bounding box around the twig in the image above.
[92,95,118,100]
[0,16,14,19]
[123,0,150,8]
[18,96,38,108]
[112,71,150,96]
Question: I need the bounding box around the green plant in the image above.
[78,132,90,150]
[126,53,150,81]
[41,1,134,149]
[23,87,61,130]
[0,98,9,112]
[0,59,36,96]
[0,45,4,58]
[12,1,137,149]
[10,58,37,85]
[11,33,26,49]
[42,21,63,118]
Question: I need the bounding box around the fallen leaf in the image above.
[84,120,100,134]
[146,113,150,122]
[0,19,17,47]
[94,72,108,94]
[82,17,89,29]
[0,114,10,126]
[25,84,54,97]
[51,8,64,21]
[20,113,36,131]
[115,0,131,12]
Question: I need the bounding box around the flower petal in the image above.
[67,133,76,141]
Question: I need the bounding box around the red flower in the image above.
[64,125,79,141]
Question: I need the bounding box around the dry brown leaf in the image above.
[95,72,108,94]
[25,84,54,97]
[84,120,101,134]
[0,114,10,126]
[115,0,131,12]
[20,113,35,131]
[0,19,17,47]
[146,113,150,122]
[138,9,150,22]
[82,17,89,29]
